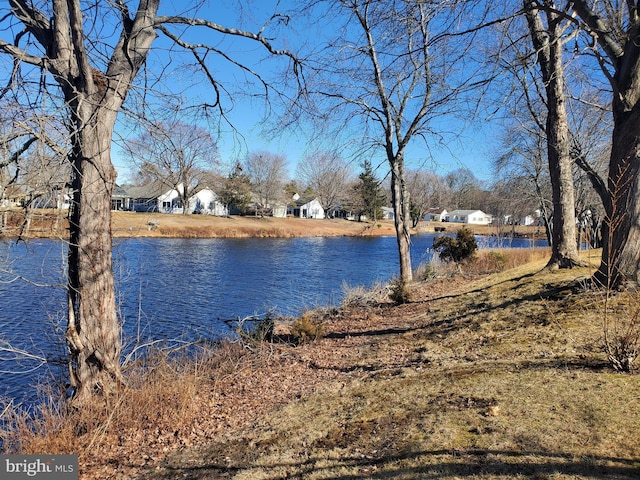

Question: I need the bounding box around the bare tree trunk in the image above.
[66,106,122,402]
[525,1,582,269]
[390,158,412,283]
[21,200,32,235]
[545,31,582,269]
[596,105,640,286]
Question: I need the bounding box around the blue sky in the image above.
[111,0,499,185]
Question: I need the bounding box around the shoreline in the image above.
[1,209,545,239]
[6,249,636,480]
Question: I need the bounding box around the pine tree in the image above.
[357,160,386,221]
[219,162,252,215]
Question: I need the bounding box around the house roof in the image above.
[112,184,129,198]
[448,209,487,216]
[425,207,447,215]
[294,196,319,207]
[125,182,166,199]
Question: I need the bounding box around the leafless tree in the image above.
[489,176,542,238]
[296,150,352,216]
[406,169,446,228]
[565,89,610,248]
[494,120,554,243]
[124,119,218,214]
[0,101,70,235]
[297,0,489,283]
[564,1,640,286]
[444,168,485,211]
[244,151,288,216]
[0,1,299,402]
[522,0,585,268]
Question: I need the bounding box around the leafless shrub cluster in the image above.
[341,281,389,308]
[603,299,640,373]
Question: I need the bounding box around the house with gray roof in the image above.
[445,209,492,225]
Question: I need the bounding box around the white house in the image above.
[445,209,492,225]
[503,209,542,226]
[158,184,227,216]
[271,203,287,218]
[29,188,72,210]
[249,193,288,218]
[289,197,325,219]
[519,215,536,226]
[520,209,542,226]
[190,188,228,216]
[381,207,395,220]
[424,208,448,222]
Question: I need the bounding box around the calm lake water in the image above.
[0,233,546,406]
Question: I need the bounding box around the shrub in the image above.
[468,250,508,273]
[603,292,640,373]
[414,262,437,281]
[486,250,507,269]
[291,313,324,344]
[433,227,478,263]
[389,277,410,304]
[342,281,387,308]
[236,314,275,344]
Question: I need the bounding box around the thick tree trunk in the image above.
[567,0,640,287]
[525,3,582,269]
[596,104,640,287]
[66,109,122,402]
[390,157,412,283]
[56,0,158,402]
[544,37,582,269]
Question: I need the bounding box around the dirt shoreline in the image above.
[2,209,543,239]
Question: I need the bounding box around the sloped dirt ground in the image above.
[76,254,640,479]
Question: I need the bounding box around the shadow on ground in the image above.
[144,448,640,479]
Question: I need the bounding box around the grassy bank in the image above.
[1,209,542,239]
[3,247,639,479]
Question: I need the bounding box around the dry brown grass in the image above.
[110,212,404,239]
[0,342,283,476]
[2,208,544,239]
[3,247,639,480]
[471,247,551,273]
[146,249,639,479]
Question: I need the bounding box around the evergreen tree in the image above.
[218,162,252,215]
[357,160,386,221]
